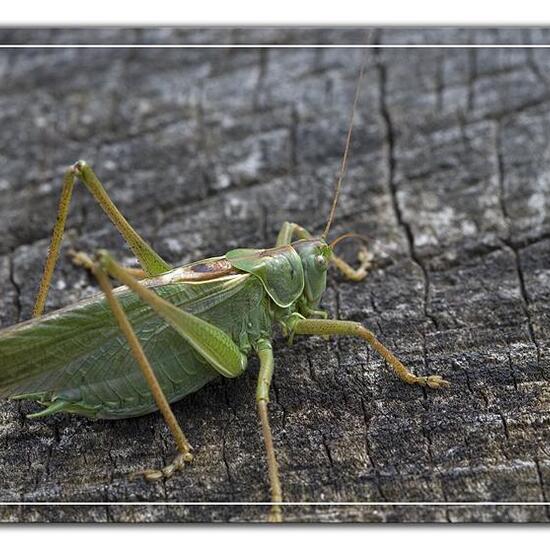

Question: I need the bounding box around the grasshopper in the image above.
[0,64,448,522]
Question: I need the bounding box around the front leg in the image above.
[329,233,373,282]
[331,245,373,282]
[289,318,449,389]
[297,297,328,319]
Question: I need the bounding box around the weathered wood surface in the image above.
[1,28,550,523]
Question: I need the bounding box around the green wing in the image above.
[0,273,255,418]
[226,245,304,308]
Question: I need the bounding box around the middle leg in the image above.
[34,162,172,318]
[256,339,283,522]
[289,318,450,389]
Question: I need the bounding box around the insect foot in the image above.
[268,505,283,523]
[130,452,194,482]
[416,375,450,389]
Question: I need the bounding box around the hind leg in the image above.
[72,251,192,481]
[34,161,171,317]
[73,248,248,479]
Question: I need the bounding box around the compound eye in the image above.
[315,254,328,271]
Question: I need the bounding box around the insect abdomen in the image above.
[16,324,221,419]
[2,274,271,420]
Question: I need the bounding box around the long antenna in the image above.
[322,56,366,239]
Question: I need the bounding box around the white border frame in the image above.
[1,38,548,511]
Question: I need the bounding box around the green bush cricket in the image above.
[0,63,449,522]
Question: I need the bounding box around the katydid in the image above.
[0,64,448,522]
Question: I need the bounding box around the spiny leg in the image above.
[73,252,193,481]
[290,318,449,389]
[256,339,283,523]
[34,161,171,317]
[34,168,76,317]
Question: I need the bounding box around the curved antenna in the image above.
[322,56,367,240]
[329,231,369,250]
